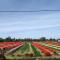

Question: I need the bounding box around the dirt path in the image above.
[5,44,23,55]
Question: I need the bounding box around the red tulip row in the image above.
[32,42,52,56]
[43,46,58,53]
[0,42,23,48]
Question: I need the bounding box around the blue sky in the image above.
[0,0,60,39]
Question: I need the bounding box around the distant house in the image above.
[58,39,60,42]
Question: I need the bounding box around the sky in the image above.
[0,0,60,39]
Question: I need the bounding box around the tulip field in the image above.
[0,41,60,60]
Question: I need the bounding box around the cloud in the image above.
[0,24,60,33]
[0,12,60,33]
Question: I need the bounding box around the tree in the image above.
[5,36,12,41]
[49,38,56,41]
[40,37,46,41]
[0,38,4,42]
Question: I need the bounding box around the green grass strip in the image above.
[18,43,29,53]
[31,44,42,57]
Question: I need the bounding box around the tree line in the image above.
[0,36,59,42]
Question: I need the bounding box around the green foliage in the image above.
[16,43,29,53]
[20,44,29,53]
[39,37,46,41]
[0,37,59,42]
[31,44,42,56]
[0,38,4,42]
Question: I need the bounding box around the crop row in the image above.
[32,42,60,56]
[0,42,23,49]
[4,42,60,60]
[45,41,60,46]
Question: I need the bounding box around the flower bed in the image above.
[32,42,52,56]
[0,42,23,49]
